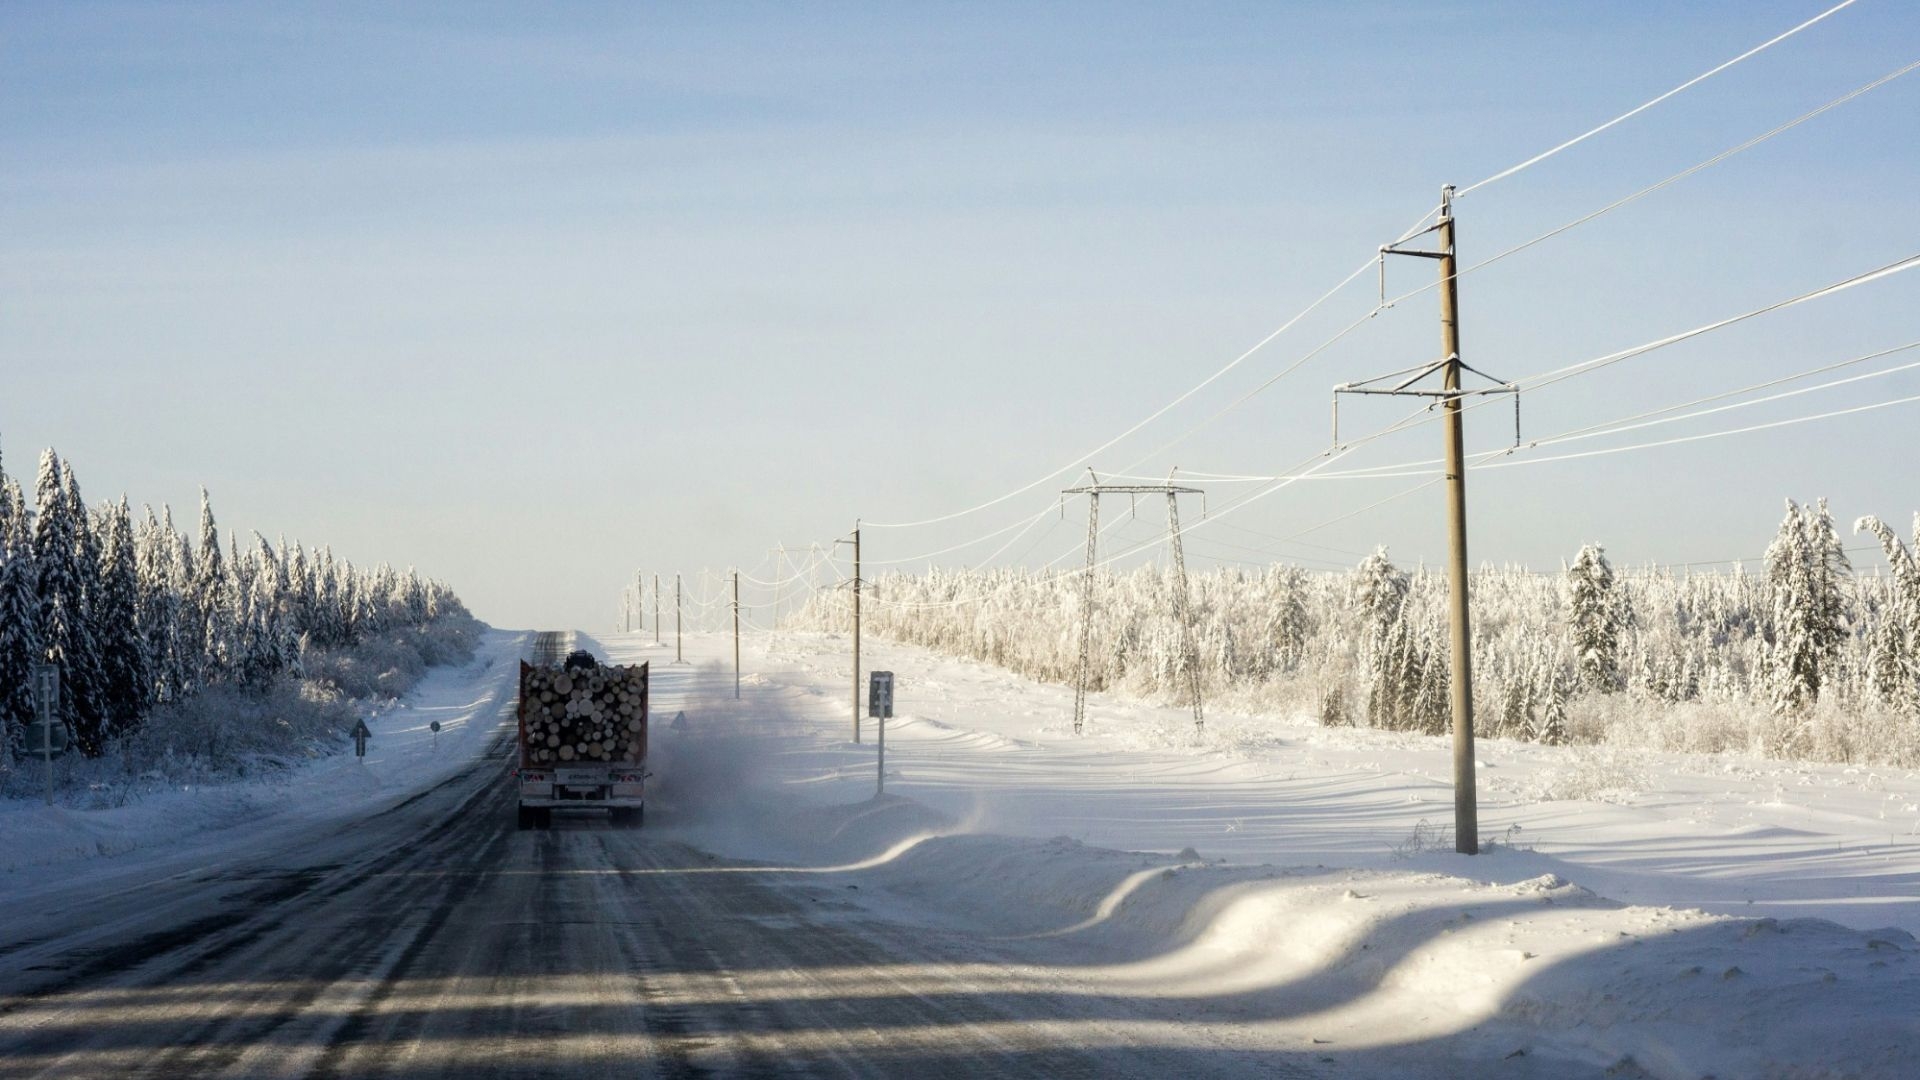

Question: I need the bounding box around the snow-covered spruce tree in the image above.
[1533,668,1569,746]
[1494,674,1531,739]
[32,451,103,753]
[1568,543,1620,693]
[1318,679,1351,727]
[164,508,200,696]
[193,488,232,683]
[1413,631,1450,736]
[134,507,183,705]
[93,497,151,739]
[1855,513,1920,715]
[1263,565,1312,678]
[234,533,289,690]
[1766,499,1850,712]
[285,542,314,638]
[63,462,116,752]
[1353,547,1411,728]
[0,475,38,760]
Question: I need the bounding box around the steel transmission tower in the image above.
[1060,471,1206,736]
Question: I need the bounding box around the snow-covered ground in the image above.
[622,628,1920,1078]
[0,628,525,889]
[8,623,1916,1075]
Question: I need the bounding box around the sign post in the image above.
[351,718,372,760]
[430,719,441,754]
[31,663,61,807]
[867,671,894,797]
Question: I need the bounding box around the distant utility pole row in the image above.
[622,190,1503,854]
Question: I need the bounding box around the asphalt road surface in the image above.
[0,632,1312,1079]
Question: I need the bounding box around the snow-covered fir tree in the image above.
[32,452,100,752]
[1568,543,1620,693]
[134,506,184,705]
[1855,513,1919,715]
[0,473,38,761]
[1534,671,1569,746]
[193,488,232,684]
[63,461,115,752]
[1352,548,1413,728]
[93,497,150,739]
[1766,499,1851,712]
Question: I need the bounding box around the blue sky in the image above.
[3,2,1917,628]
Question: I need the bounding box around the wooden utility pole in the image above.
[674,572,685,664]
[1436,186,1478,854]
[732,570,742,700]
[835,524,862,742]
[653,573,662,645]
[1335,185,1516,856]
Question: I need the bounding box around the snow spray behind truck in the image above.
[515,649,648,829]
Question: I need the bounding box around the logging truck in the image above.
[515,649,648,829]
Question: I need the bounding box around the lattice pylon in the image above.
[1072,492,1101,735]
[1166,491,1204,733]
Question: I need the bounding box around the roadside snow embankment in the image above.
[689,786,1920,1079]
[0,628,524,880]
[624,631,1920,1079]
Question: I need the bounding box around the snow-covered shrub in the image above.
[1529,746,1648,804]
[785,497,1920,768]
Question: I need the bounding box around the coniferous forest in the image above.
[792,499,1920,766]
[0,446,476,798]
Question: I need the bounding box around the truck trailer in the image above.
[515,649,648,829]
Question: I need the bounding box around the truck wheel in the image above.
[516,806,533,830]
[535,807,553,830]
[612,807,643,829]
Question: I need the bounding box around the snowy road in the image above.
[0,633,1318,1079]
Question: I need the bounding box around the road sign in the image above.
[429,720,441,733]
[670,710,688,731]
[868,671,894,798]
[351,719,372,758]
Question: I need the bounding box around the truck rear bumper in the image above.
[519,783,643,808]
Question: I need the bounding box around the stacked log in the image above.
[519,664,646,765]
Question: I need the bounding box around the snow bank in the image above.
[667,783,1920,1078]
[623,629,1920,1078]
[0,628,524,881]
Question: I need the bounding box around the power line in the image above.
[1455,0,1861,197]
[860,259,1375,529]
[1478,391,1920,470]
[1442,56,1920,296]
[863,203,1445,531]
[1104,59,1920,479]
[1516,253,1920,393]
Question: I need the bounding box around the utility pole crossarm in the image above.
[1061,484,1205,496]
